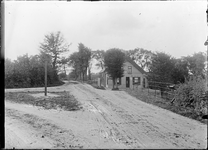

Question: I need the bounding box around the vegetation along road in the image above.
[5,82,207,149]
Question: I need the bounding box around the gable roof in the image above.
[125,56,146,74]
[100,56,146,75]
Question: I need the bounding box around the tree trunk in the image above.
[63,64,66,75]
[112,77,115,89]
[115,77,118,88]
[82,71,85,81]
[52,55,57,70]
[88,66,91,80]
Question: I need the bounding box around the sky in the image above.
[4,1,207,73]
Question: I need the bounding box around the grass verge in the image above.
[123,88,207,124]
[5,91,82,111]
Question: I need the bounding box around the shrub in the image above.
[174,76,207,116]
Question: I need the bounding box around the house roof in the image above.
[99,56,146,75]
[125,56,146,74]
[204,39,208,46]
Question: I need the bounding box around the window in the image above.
[133,77,140,85]
[128,66,132,74]
[117,78,121,85]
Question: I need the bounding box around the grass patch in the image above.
[5,91,82,111]
[123,88,207,124]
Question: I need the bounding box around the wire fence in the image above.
[143,81,177,101]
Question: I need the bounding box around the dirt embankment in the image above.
[5,83,207,149]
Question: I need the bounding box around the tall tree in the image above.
[39,31,70,71]
[104,48,125,89]
[171,58,189,84]
[148,52,175,83]
[148,52,175,97]
[68,52,81,80]
[183,52,206,78]
[126,48,154,72]
[92,50,105,70]
[77,43,91,81]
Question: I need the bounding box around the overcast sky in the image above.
[5,1,207,64]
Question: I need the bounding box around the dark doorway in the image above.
[143,78,145,88]
[126,77,130,88]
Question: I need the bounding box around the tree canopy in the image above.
[126,48,154,72]
[5,54,63,88]
[39,31,70,70]
[68,43,92,81]
[104,48,125,89]
[92,50,105,70]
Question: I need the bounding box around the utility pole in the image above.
[45,59,47,96]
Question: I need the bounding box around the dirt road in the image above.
[5,83,207,149]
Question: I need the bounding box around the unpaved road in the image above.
[5,82,207,149]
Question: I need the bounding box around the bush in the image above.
[174,76,207,116]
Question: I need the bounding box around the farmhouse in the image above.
[100,56,148,89]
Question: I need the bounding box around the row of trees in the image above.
[5,31,207,89]
[5,54,59,88]
[5,31,70,88]
[68,46,206,90]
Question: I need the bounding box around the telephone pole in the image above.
[45,59,47,96]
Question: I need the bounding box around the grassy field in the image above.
[123,88,207,124]
[5,91,82,111]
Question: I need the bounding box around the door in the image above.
[143,78,145,88]
[126,77,130,88]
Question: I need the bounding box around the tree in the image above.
[104,48,125,89]
[148,52,175,97]
[5,58,15,87]
[57,57,69,76]
[126,48,154,72]
[183,52,206,78]
[5,54,63,88]
[92,50,105,70]
[39,31,70,71]
[68,52,81,80]
[77,43,92,81]
[171,58,189,84]
[148,52,175,83]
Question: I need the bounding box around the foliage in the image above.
[174,76,207,116]
[78,43,92,81]
[91,50,105,70]
[68,43,92,81]
[183,52,206,78]
[58,72,67,80]
[148,52,175,83]
[124,88,207,124]
[126,48,154,72]
[57,57,69,76]
[39,31,70,71]
[104,48,125,89]
[5,91,82,111]
[171,58,189,84]
[5,54,63,88]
